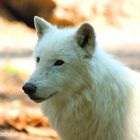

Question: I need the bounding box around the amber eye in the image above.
[36,57,40,63]
[54,59,64,66]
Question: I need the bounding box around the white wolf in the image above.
[22,16,140,140]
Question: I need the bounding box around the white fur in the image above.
[26,16,140,140]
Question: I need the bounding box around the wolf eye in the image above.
[36,57,40,63]
[54,59,64,66]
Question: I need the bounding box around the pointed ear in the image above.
[75,23,96,57]
[34,16,53,39]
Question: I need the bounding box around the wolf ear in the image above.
[34,16,53,39]
[76,23,96,57]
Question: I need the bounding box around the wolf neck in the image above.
[90,47,131,115]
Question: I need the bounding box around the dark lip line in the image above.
[29,97,44,103]
[29,92,57,103]
[45,92,57,100]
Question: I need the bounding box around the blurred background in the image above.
[0,0,140,139]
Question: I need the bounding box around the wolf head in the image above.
[22,16,96,103]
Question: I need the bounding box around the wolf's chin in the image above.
[30,92,57,103]
[29,96,45,103]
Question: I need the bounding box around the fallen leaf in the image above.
[25,126,58,138]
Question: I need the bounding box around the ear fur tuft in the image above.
[76,23,96,57]
[34,16,53,39]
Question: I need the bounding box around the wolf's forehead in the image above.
[34,28,78,60]
[35,34,76,57]
[35,40,76,61]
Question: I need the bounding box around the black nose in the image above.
[22,83,36,95]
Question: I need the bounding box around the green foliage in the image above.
[3,65,21,75]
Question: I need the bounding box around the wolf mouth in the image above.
[29,92,57,103]
[29,96,45,103]
[45,92,57,100]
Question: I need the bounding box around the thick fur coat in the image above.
[23,16,140,140]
